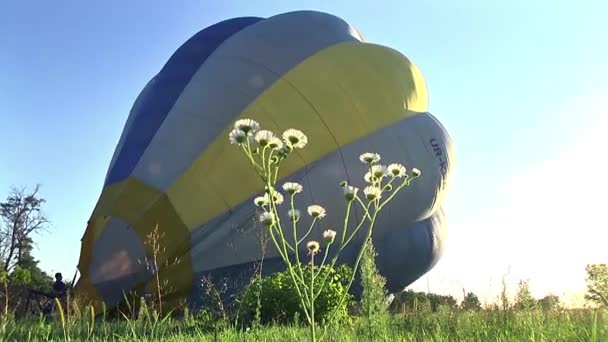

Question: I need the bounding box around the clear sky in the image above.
[1,0,606,306]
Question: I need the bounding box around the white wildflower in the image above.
[228,129,247,145]
[268,137,284,150]
[253,196,267,207]
[264,190,284,205]
[282,182,303,195]
[259,212,274,226]
[254,130,274,147]
[387,163,406,178]
[411,168,422,177]
[288,209,301,221]
[282,129,308,149]
[363,186,382,201]
[306,240,320,254]
[323,229,337,243]
[359,152,381,164]
[343,185,358,201]
[371,164,388,178]
[234,118,260,135]
[307,205,326,219]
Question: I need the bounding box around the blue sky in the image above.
[1,0,607,305]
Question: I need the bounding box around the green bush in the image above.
[238,264,354,326]
[359,239,389,326]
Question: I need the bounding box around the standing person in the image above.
[53,272,67,299]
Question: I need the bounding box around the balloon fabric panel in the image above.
[105,17,263,186]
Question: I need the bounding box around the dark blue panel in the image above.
[374,210,447,293]
[105,16,264,186]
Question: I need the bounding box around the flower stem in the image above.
[320,205,379,341]
[310,252,316,342]
[291,194,307,293]
[339,200,353,246]
[297,217,318,245]
[340,201,373,253]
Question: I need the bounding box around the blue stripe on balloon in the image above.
[105,16,264,186]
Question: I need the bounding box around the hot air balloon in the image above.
[75,10,454,311]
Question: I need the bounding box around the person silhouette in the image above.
[52,272,67,298]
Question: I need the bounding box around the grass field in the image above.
[1,307,605,341]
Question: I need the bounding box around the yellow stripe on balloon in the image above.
[85,175,192,272]
[91,215,111,241]
[169,41,428,229]
[90,178,161,223]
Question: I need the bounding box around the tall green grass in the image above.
[0,306,604,341]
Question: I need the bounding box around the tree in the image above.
[584,263,608,308]
[0,185,49,272]
[461,292,482,311]
[15,237,53,291]
[538,294,560,311]
[514,279,537,310]
[390,290,431,312]
[427,293,458,311]
[389,290,457,312]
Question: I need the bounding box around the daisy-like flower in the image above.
[371,165,389,178]
[307,205,326,219]
[234,119,260,135]
[254,130,274,147]
[306,240,320,255]
[264,190,284,205]
[288,209,301,221]
[364,171,374,183]
[364,186,382,201]
[282,182,303,195]
[411,168,422,177]
[228,129,247,145]
[253,196,267,207]
[359,152,381,164]
[387,163,406,178]
[323,229,337,243]
[282,129,308,149]
[268,137,284,150]
[259,212,274,226]
[343,185,359,201]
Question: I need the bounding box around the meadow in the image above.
[0,304,605,341]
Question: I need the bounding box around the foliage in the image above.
[514,279,538,310]
[1,264,44,316]
[8,266,31,286]
[0,184,54,318]
[461,292,482,311]
[228,118,422,341]
[426,292,458,311]
[585,263,608,308]
[390,289,458,313]
[0,185,49,273]
[358,238,389,338]
[238,264,353,326]
[13,237,52,291]
[391,290,432,312]
[539,294,561,311]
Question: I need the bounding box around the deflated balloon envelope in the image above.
[75,10,455,309]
